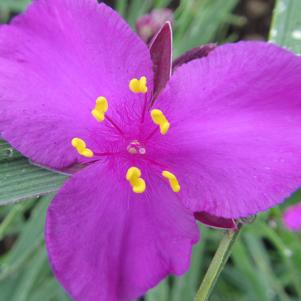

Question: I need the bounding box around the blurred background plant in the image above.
[0,0,301,300]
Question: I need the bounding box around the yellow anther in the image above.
[162,171,180,193]
[126,167,146,193]
[129,76,148,94]
[91,96,108,122]
[151,109,170,135]
[71,138,94,158]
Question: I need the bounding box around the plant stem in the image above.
[194,227,242,301]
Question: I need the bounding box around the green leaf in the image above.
[170,226,208,301]
[269,0,301,54]
[145,279,170,301]
[115,0,128,17]
[126,0,153,28]
[244,233,291,301]
[231,237,271,301]
[29,277,71,301]
[0,157,67,206]
[9,248,48,301]
[0,140,22,162]
[0,196,51,280]
[0,0,31,12]
[0,203,27,240]
[173,0,239,57]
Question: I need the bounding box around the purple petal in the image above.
[154,41,301,218]
[46,162,199,301]
[172,44,216,72]
[194,212,237,230]
[149,22,172,102]
[283,203,301,231]
[0,0,153,169]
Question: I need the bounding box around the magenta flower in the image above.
[283,203,301,231]
[1,0,301,300]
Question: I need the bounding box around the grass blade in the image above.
[270,0,301,54]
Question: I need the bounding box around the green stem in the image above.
[194,227,242,301]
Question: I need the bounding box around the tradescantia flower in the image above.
[1,0,301,300]
[283,203,301,231]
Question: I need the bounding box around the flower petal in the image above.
[46,161,199,301]
[283,203,301,231]
[155,41,301,218]
[0,0,153,169]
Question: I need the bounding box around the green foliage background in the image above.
[0,0,301,300]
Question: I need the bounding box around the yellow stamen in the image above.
[71,138,94,158]
[126,167,146,193]
[162,171,180,192]
[91,96,108,122]
[129,76,148,94]
[151,109,170,135]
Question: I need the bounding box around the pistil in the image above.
[127,140,146,155]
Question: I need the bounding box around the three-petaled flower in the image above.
[1,0,301,301]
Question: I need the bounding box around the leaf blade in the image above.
[270,0,301,54]
[0,158,67,206]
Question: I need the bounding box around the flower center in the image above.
[70,75,180,194]
[127,140,146,155]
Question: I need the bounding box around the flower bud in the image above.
[136,9,173,43]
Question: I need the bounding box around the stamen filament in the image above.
[105,115,125,136]
[144,127,160,142]
[94,152,120,157]
[140,93,148,123]
[91,95,124,136]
